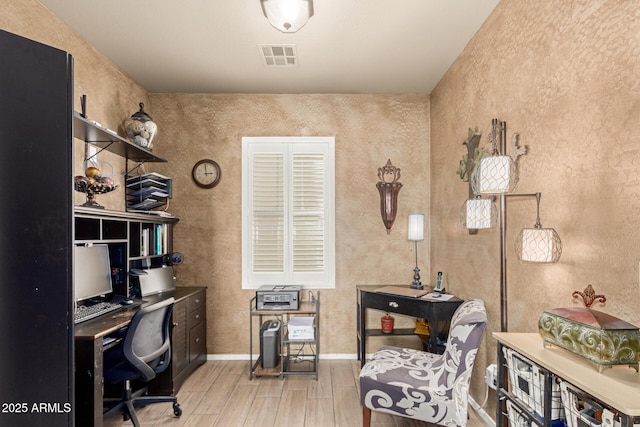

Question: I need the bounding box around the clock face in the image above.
[192,159,221,188]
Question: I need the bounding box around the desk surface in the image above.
[494,332,640,416]
[75,287,202,340]
[357,285,463,303]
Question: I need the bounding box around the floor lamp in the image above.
[461,120,562,332]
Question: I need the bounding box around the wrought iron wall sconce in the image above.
[376,159,402,234]
[459,119,562,332]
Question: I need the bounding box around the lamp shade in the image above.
[515,227,562,263]
[459,198,497,229]
[471,155,519,194]
[261,0,314,33]
[408,214,424,241]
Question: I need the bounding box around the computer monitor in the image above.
[74,244,113,302]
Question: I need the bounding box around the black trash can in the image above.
[260,320,281,368]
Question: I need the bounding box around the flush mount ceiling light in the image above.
[261,0,314,33]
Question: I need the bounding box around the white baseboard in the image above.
[207,354,250,361]
[469,396,496,427]
[206,353,359,361]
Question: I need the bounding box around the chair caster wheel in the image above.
[173,403,182,417]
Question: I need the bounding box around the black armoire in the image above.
[0,30,74,426]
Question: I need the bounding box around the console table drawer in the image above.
[361,292,427,317]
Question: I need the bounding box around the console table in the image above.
[356,285,463,366]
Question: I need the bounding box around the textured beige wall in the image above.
[1,0,150,211]
[148,93,431,355]
[11,0,639,416]
[4,1,432,357]
[431,0,640,408]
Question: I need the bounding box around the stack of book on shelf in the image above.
[140,223,169,257]
[126,172,172,212]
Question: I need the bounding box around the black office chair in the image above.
[103,297,182,426]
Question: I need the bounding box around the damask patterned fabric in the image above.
[359,299,487,427]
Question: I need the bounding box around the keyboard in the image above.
[74,301,122,324]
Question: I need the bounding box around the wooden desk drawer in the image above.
[189,306,205,329]
[189,291,205,313]
[189,321,206,362]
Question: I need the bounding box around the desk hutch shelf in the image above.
[74,206,179,298]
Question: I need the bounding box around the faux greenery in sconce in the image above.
[456,128,486,182]
[457,128,486,235]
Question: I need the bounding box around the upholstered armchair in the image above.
[359,299,487,427]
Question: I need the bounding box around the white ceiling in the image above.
[38,0,499,94]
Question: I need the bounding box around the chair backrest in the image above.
[442,298,487,382]
[122,297,174,382]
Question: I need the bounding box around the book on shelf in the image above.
[141,228,149,257]
[139,224,168,257]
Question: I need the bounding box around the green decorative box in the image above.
[538,307,640,372]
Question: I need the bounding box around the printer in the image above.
[256,285,300,310]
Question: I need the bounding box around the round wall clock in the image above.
[192,159,221,188]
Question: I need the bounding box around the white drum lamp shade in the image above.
[408,214,424,241]
[460,198,497,229]
[408,214,424,289]
[515,227,562,263]
[471,155,519,194]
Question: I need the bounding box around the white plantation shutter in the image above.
[242,137,335,289]
[252,153,284,272]
[292,152,325,274]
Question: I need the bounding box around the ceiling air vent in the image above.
[258,44,298,67]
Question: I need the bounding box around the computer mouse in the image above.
[122,299,134,305]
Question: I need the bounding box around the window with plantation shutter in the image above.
[242,137,335,289]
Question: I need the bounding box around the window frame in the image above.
[241,136,335,290]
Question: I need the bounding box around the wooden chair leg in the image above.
[362,407,371,427]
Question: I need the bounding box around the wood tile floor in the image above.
[103,360,488,427]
